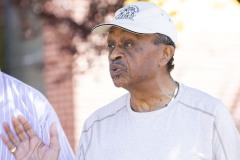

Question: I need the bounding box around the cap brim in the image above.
[92,21,158,35]
[92,21,177,45]
[92,24,114,34]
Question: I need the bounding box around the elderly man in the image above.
[2,2,240,160]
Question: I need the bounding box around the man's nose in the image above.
[109,46,123,61]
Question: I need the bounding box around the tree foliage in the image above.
[12,0,125,73]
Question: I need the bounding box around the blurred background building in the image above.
[1,0,240,153]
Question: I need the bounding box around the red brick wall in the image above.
[42,23,75,149]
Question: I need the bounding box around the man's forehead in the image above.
[108,26,155,39]
[109,26,130,34]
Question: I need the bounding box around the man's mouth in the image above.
[110,64,125,77]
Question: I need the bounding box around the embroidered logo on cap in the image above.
[115,5,139,20]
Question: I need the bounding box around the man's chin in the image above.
[112,78,126,88]
[112,81,124,88]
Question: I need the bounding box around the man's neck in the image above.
[128,77,177,112]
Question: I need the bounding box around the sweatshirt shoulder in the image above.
[83,93,129,129]
[178,84,226,116]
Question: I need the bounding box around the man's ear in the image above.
[159,45,175,66]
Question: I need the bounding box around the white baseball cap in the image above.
[92,2,177,45]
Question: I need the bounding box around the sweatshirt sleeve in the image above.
[213,103,240,160]
[76,123,91,160]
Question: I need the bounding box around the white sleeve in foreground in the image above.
[38,95,75,160]
[76,123,89,160]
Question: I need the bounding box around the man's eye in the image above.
[107,44,115,50]
[124,42,133,48]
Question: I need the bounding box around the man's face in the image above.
[107,27,163,90]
